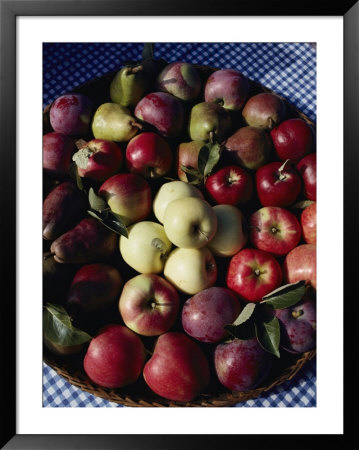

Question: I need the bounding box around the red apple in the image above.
[181,286,241,343]
[125,132,173,178]
[176,140,203,182]
[66,263,123,314]
[72,138,123,182]
[226,248,282,302]
[157,61,201,101]
[98,173,152,226]
[43,132,76,178]
[270,118,315,163]
[143,332,210,402]
[273,296,316,353]
[204,69,250,111]
[134,92,184,137]
[255,160,302,207]
[205,165,253,205]
[301,202,316,244]
[283,244,316,289]
[83,324,146,389]
[249,206,302,256]
[214,338,272,392]
[119,274,180,337]
[296,153,317,201]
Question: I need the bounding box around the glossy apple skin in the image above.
[176,140,203,182]
[125,132,173,178]
[283,244,316,289]
[157,62,201,101]
[270,118,314,163]
[214,338,272,392]
[296,153,316,201]
[242,92,286,130]
[84,324,146,389]
[43,132,76,178]
[204,69,250,110]
[50,94,93,136]
[249,206,302,256]
[301,202,316,244]
[181,286,241,343]
[74,139,123,182]
[134,92,184,137]
[119,274,180,337]
[255,161,302,207]
[66,263,123,314]
[43,181,86,240]
[223,126,272,170]
[226,248,282,302]
[205,165,253,205]
[98,173,152,226]
[273,296,316,353]
[143,332,210,402]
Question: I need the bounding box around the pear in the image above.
[110,65,149,110]
[188,102,232,143]
[50,217,117,264]
[91,103,142,142]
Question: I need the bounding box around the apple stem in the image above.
[209,131,215,144]
[198,229,209,241]
[292,309,304,319]
[131,121,143,131]
[126,64,144,75]
[278,159,291,180]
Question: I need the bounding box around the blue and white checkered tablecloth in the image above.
[42,42,317,408]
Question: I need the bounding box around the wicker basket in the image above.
[43,63,316,407]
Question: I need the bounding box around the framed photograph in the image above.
[1,1,357,448]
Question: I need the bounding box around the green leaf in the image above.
[197,145,210,176]
[231,303,257,326]
[260,280,306,309]
[181,165,203,185]
[43,303,92,346]
[69,162,84,191]
[224,303,257,340]
[197,143,222,178]
[255,315,281,358]
[87,210,128,238]
[291,200,315,210]
[88,187,107,212]
[142,43,154,60]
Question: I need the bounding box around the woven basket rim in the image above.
[43,63,316,408]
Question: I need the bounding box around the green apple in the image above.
[119,221,172,274]
[91,102,142,142]
[163,197,217,249]
[153,180,204,224]
[208,204,247,257]
[164,247,217,295]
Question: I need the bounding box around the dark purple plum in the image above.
[50,93,93,136]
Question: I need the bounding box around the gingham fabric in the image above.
[42,42,317,408]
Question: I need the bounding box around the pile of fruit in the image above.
[43,44,316,406]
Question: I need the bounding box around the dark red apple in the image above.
[119,273,180,337]
[143,332,210,402]
[273,296,316,353]
[226,248,282,302]
[204,69,250,111]
[205,165,253,205]
[242,92,286,130]
[83,324,146,389]
[72,138,123,182]
[296,153,316,201]
[49,93,93,136]
[66,263,123,314]
[134,92,184,137]
[181,286,241,343]
[125,132,173,178]
[283,244,316,289]
[270,118,315,163]
[301,202,316,244]
[43,132,76,178]
[214,338,272,392]
[255,160,302,207]
[249,206,302,256]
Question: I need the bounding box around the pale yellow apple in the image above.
[153,180,204,224]
[163,197,217,249]
[164,247,217,295]
[208,204,247,257]
[120,221,172,274]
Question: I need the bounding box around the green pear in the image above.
[110,65,149,110]
[91,103,142,142]
[189,102,232,143]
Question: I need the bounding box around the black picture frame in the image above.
[1,1,357,448]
